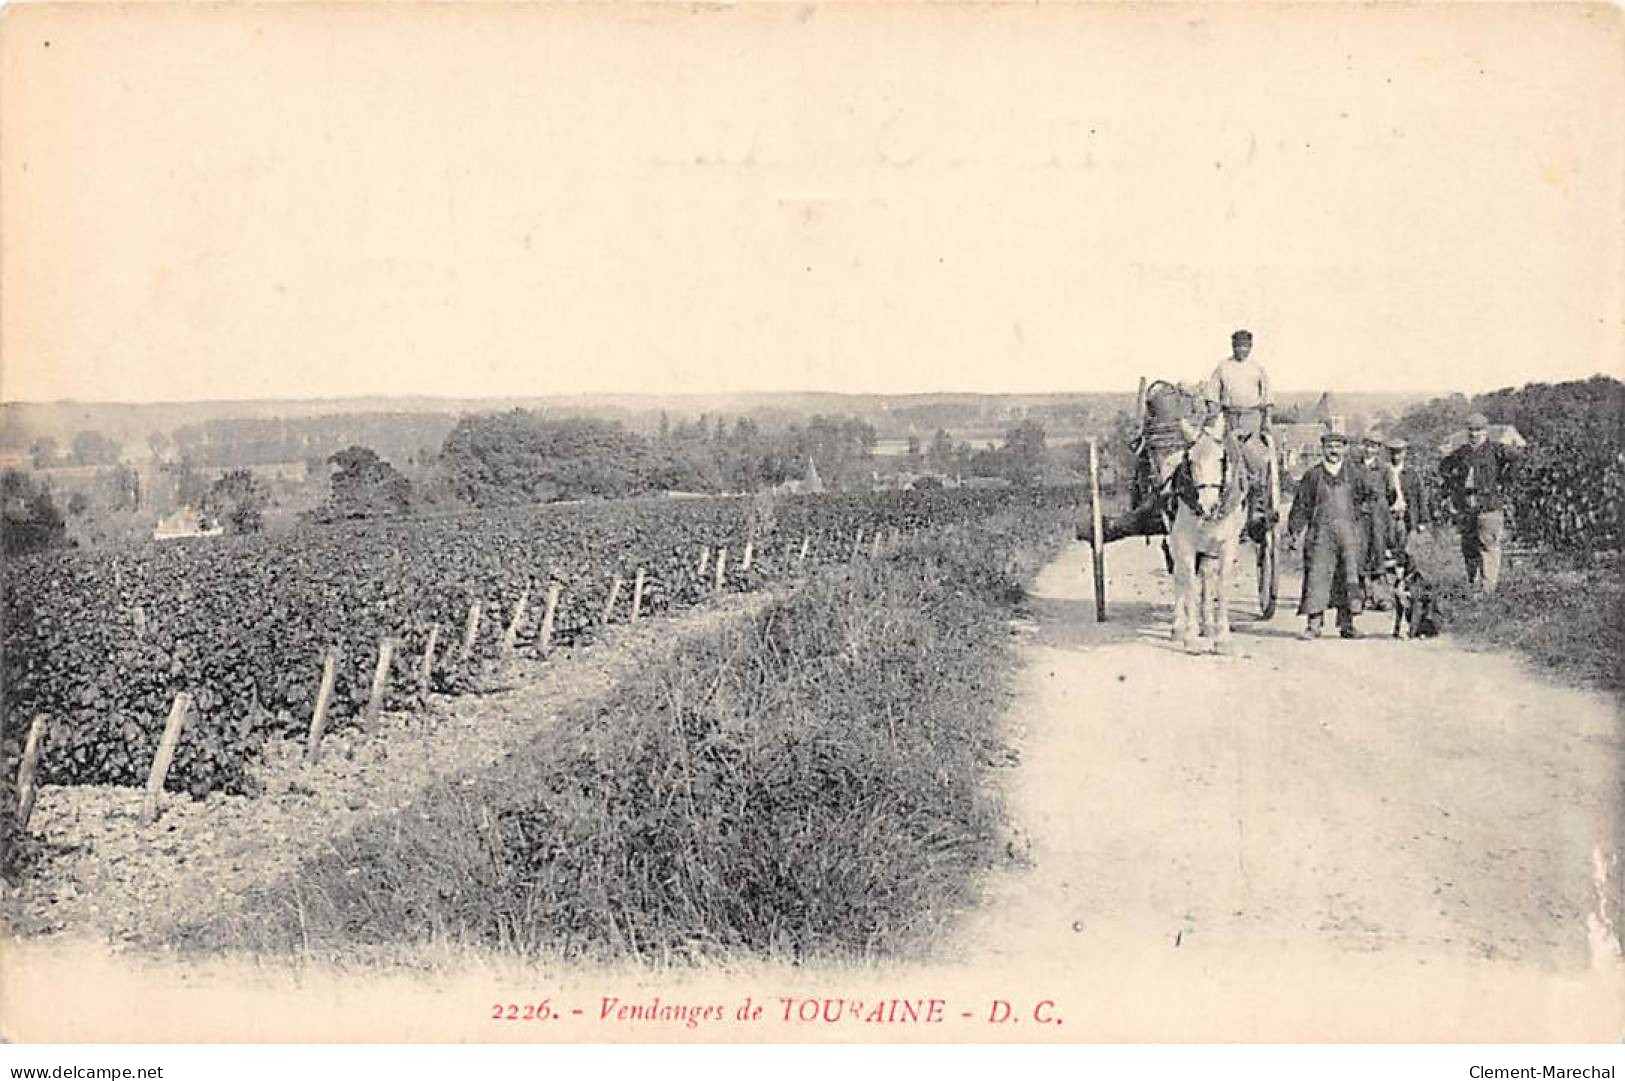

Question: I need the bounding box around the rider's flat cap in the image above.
[1385,436,1409,450]
[1465,412,1490,429]
[1231,329,1253,342]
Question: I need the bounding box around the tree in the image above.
[29,436,59,470]
[325,446,412,519]
[161,455,210,509]
[1,471,68,556]
[1003,419,1047,486]
[204,468,270,534]
[928,429,955,471]
[438,412,663,506]
[147,431,172,460]
[97,464,141,512]
[71,430,123,467]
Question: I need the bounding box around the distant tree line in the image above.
[433,410,882,507]
[165,413,460,472]
[29,431,124,469]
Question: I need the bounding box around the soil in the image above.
[939,538,1625,1038]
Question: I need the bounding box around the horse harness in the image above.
[1171,440,1245,525]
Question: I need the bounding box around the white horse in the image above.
[1166,421,1251,653]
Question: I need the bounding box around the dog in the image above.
[1386,551,1441,640]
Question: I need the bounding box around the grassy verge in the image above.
[1405,527,1624,698]
[204,509,1069,967]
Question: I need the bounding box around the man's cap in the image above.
[1385,436,1409,451]
[1231,329,1253,343]
[1362,428,1385,445]
[1465,412,1490,429]
[1320,418,1350,444]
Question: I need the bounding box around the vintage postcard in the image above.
[1,0,1622,1051]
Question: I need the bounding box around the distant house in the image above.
[771,457,826,496]
[871,470,938,492]
[1309,391,1342,428]
[153,506,223,540]
[1272,422,1326,472]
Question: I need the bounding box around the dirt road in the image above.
[946,538,1624,1039]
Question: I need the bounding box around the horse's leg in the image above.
[1196,553,1211,639]
[1169,524,1194,648]
[1213,539,1236,653]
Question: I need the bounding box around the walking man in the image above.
[1349,428,1393,608]
[1439,412,1521,592]
[1287,422,1382,639]
[1381,436,1429,558]
[1201,329,1275,534]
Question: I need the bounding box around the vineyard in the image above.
[1507,441,1625,553]
[3,486,1081,807]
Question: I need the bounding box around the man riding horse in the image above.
[1088,328,1276,544]
[1201,329,1276,539]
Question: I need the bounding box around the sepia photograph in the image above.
[1,0,1622,1061]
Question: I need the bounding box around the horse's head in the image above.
[1183,428,1230,518]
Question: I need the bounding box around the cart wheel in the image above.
[1257,523,1279,619]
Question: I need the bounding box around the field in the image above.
[1,486,1080,883]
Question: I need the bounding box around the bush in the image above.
[1406,527,1624,696]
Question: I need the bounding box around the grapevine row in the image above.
[4,487,1081,800]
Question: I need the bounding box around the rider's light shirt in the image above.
[1203,357,1272,411]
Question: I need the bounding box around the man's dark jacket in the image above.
[1439,441,1520,515]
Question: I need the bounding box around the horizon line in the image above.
[0,386,1519,410]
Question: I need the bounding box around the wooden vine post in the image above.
[537,582,562,654]
[1088,437,1107,622]
[799,535,810,563]
[630,568,646,622]
[741,542,753,573]
[417,625,441,691]
[132,606,147,638]
[870,530,883,559]
[714,548,728,591]
[850,528,864,560]
[502,584,531,656]
[458,599,483,664]
[141,692,194,825]
[305,648,339,765]
[361,638,396,724]
[601,573,624,625]
[697,546,711,577]
[15,715,48,829]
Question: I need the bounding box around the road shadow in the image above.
[1019,596,1175,652]
[1020,594,1298,655]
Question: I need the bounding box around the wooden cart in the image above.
[1085,377,1280,622]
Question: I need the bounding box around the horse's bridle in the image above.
[1176,441,1237,524]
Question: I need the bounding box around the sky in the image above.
[2,3,1621,404]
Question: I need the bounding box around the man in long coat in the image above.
[1348,429,1393,608]
[1287,424,1383,639]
